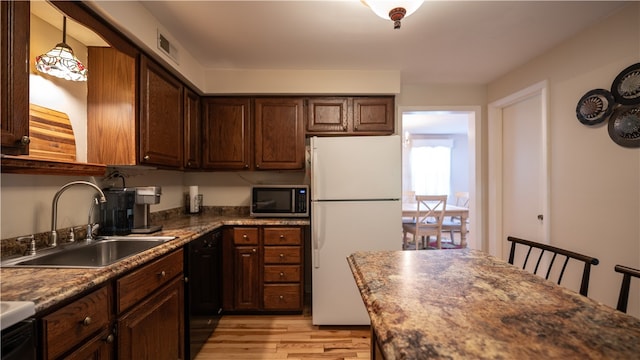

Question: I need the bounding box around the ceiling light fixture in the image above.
[362,0,424,29]
[35,17,87,81]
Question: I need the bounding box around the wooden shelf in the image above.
[1,155,107,176]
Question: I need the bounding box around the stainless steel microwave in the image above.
[250,185,309,217]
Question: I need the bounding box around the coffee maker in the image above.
[99,188,136,235]
[131,186,162,234]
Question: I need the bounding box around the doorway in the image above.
[399,106,481,250]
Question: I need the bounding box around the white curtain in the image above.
[409,139,452,196]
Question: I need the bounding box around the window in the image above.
[407,139,452,196]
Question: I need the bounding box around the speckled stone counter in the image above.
[0,213,308,314]
[347,249,640,360]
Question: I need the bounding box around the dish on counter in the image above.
[576,88,616,126]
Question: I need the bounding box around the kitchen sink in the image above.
[0,236,176,268]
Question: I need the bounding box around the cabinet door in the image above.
[64,329,114,360]
[254,98,305,170]
[202,97,252,170]
[118,277,184,360]
[183,88,201,169]
[87,47,137,165]
[352,97,395,134]
[0,1,29,155]
[233,246,261,310]
[306,97,348,134]
[139,55,183,168]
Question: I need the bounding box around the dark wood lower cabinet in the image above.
[233,246,261,310]
[64,329,114,360]
[117,276,184,360]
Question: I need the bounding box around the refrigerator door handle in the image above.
[312,202,320,269]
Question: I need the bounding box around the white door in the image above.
[488,81,549,259]
[311,135,401,201]
[311,200,401,325]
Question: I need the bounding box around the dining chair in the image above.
[402,190,417,224]
[440,191,469,245]
[614,264,640,313]
[507,236,599,296]
[402,195,447,250]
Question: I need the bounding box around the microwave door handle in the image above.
[291,189,296,212]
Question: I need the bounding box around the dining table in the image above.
[347,249,640,360]
[402,203,469,247]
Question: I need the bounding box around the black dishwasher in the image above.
[1,319,36,360]
[184,229,222,360]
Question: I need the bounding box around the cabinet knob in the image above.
[105,334,115,344]
[279,295,284,300]
[82,316,92,326]
[20,136,30,146]
[244,164,249,168]
[187,161,192,166]
[279,272,285,277]
[279,253,285,258]
[256,164,260,168]
[279,234,285,239]
[158,270,166,278]
[252,248,257,253]
[144,155,150,160]
[243,234,248,239]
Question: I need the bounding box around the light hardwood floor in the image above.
[194,312,371,360]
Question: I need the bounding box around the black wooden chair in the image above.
[507,236,599,296]
[614,264,640,313]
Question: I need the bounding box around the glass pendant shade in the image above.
[35,17,87,81]
[362,0,424,29]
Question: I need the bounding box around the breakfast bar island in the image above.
[347,249,640,360]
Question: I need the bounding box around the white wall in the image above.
[488,3,640,317]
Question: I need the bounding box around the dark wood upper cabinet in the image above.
[254,98,305,170]
[352,96,394,133]
[139,55,184,168]
[1,1,30,155]
[306,96,395,135]
[183,88,201,169]
[202,97,252,170]
[306,97,349,133]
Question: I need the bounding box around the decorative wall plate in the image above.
[611,63,640,105]
[607,105,640,148]
[576,88,615,126]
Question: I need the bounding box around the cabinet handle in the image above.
[279,234,285,239]
[279,295,284,300]
[144,155,150,160]
[256,164,260,168]
[20,136,30,146]
[82,316,92,326]
[279,272,285,277]
[158,270,166,278]
[252,248,257,253]
[243,234,248,239]
[279,253,285,258]
[187,161,192,167]
[244,164,249,168]
[105,334,115,344]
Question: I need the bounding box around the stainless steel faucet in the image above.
[51,181,106,247]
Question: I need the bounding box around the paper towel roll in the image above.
[189,186,199,213]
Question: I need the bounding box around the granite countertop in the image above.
[0,213,309,315]
[347,249,640,360]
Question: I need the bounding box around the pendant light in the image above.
[362,0,424,29]
[35,17,88,81]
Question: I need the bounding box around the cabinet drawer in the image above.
[264,246,301,264]
[233,227,259,245]
[263,227,302,245]
[117,249,183,313]
[264,265,301,283]
[263,284,301,310]
[41,285,112,360]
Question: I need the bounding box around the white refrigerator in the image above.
[311,135,402,325]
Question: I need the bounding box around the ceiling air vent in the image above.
[157,30,179,64]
